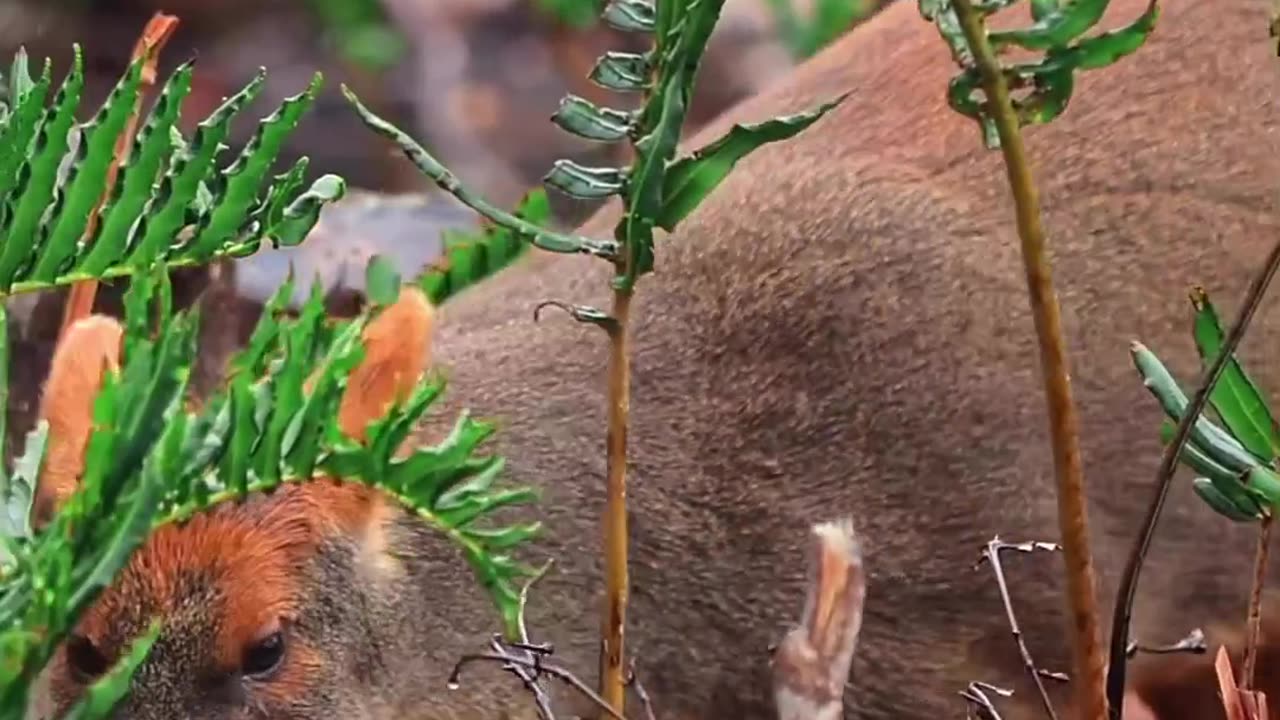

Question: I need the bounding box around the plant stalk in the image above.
[1243,513,1274,690]
[599,286,632,717]
[1105,227,1280,718]
[950,1,1107,718]
[59,12,178,338]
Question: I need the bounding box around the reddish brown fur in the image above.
[33,316,122,527]
[30,288,434,717]
[337,286,434,444]
[28,1,1280,717]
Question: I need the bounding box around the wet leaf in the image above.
[544,160,627,200]
[603,0,657,32]
[590,52,651,92]
[550,95,634,142]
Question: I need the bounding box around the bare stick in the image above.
[1243,513,1275,690]
[960,681,1014,720]
[1125,628,1207,659]
[771,518,866,720]
[498,562,557,718]
[949,1,1107,716]
[976,537,1062,720]
[449,652,630,720]
[625,659,658,720]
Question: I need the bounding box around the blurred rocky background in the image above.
[0,0,882,449]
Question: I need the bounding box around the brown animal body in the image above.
[24,0,1280,718]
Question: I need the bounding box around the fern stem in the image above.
[949,1,1106,718]
[1242,512,1273,690]
[600,286,632,716]
[59,12,178,338]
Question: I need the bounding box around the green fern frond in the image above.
[415,188,548,306]
[0,269,198,718]
[163,274,541,633]
[0,45,344,296]
[1,257,537,717]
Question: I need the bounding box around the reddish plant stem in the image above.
[949,0,1106,717]
[58,12,178,337]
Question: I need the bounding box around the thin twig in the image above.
[1243,513,1275,690]
[59,12,178,338]
[449,652,630,720]
[949,2,1107,717]
[1105,218,1280,719]
[625,659,658,720]
[1125,628,1207,659]
[976,537,1062,720]
[960,681,1014,720]
[446,561,562,719]
[498,561,557,719]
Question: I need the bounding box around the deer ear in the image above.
[32,315,124,529]
[336,287,434,444]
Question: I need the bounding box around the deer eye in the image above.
[241,630,285,679]
[66,634,110,682]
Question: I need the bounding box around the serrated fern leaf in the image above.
[322,396,540,637]
[0,46,85,288]
[144,263,540,637]
[415,188,548,306]
[185,73,322,260]
[75,60,195,278]
[29,56,146,282]
[0,46,344,298]
[0,264,538,715]
[0,269,195,718]
[0,61,50,211]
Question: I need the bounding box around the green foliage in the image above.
[364,254,403,307]
[0,262,538,718]
[343,88,618,261]
[1189,288,1280,459]
[0,46,345,297]
[416,189,548,307]
[0,38,538,718]
[535,0,607,28]
[345,0,843,294]
[1131,289,1280,523]
[302,0,408,71]
[919,0,1159,147]
[59,624,159,720]
[764,0,870,59]
[0,271,199,720]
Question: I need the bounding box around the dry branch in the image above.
[771,518,866,720]
[1243,515,1275,690]
[977,538,1064,719]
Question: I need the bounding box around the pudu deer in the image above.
[25,0,1280,718]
